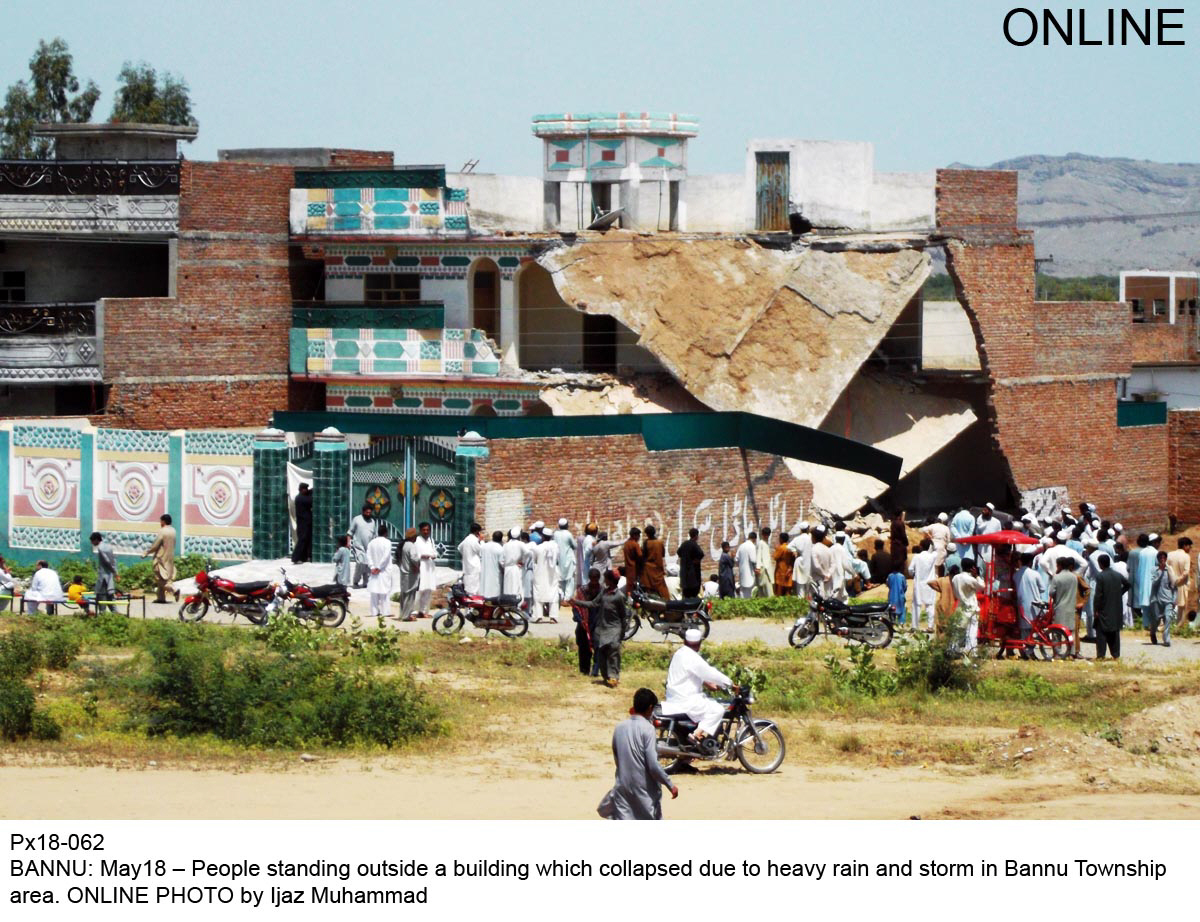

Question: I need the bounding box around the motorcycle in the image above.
[624,587,712,641]
[653,685,785,774]
[270,567,350,628]
[431,582,529,637]
[178,568,276,625]
[788,594,894,649]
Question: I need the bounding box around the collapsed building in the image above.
[0,113,1182,565]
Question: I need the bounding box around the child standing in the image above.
[333,535,352,587]
[886,564,908,627]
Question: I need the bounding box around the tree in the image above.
[109,62,196,127]
[0,38,100,158]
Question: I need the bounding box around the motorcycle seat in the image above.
[640,596,701,613]
[495,594,522,607]
[307,583,346,598]
[227,580,271,593]
[827,599,890,614]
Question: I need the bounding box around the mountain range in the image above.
[950,154,1200,276]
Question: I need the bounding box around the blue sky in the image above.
[2,1,1195,173]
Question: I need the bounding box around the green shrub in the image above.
[39,625,82,670]
[0,677,35,739]
[31,709,62,741]
[824,644,897,697]
[0,630,41,680]
[894,625,983,694]
[711,596,808,620]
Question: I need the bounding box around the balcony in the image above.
[288,165,469,237]
[0,302,102,384]
[0,159,180,235]
[289,303,499,378]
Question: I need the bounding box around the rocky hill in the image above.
[950,154,1200,276]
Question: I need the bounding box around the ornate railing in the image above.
[0,302,96,336]
[292,302,445,330]
[0,160,180,196]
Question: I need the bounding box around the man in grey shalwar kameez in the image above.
[347,505,378,589]
[605,688,678,820]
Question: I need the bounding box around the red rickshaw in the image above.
[955,530,1073,659]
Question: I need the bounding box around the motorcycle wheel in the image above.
[432,610,464,635]
[684,613,711,640]
[242,605,269,627]
[736,719,786,774]
[178,598,208,623]
[858,617,894,649]
[499,611,529,638]
[788,618,818,649]
[1038,627,1070,661]
[622,615,641,641]
[656,729,687,775]
[319,600,347,629]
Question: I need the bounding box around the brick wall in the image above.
[1169,409,1200,524]
[327,149,395,168]
[935,169,1018,232]
[474,435,814,561]
[1131,314,1197,365]
[937,170,1168,530]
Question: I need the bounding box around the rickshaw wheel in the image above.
[1037,627,1070,661]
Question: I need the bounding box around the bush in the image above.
[40,627,82,670]
[0,630,41,680]
[894,625,983,694]
[0,676,34,739]
[711,596,808,620]
[31,709,62,741]
[824,644,897,697]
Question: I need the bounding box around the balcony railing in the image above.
[0,302,96,336]
[292,302,445,330]
[0,159,181,196]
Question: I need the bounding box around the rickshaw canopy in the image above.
[956,530,1037,546]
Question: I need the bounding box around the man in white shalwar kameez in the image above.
[479,530,504,599]
[974,503,1002,566]
[502,527,526,597]
[533,527,560,621]
[789,523,812,599]
[366,524,394,618]
[735,533,757,599]
[413,522,438,617]
[457,523,483,595]
[908,538,938,630]
[661,628,734,740]
[553,518,578,601]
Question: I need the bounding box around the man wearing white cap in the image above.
[554,518,578,601]
[908,538,938,631]
[661,627,734,741]
[921,513,951,572]
[975,504,1002,565]
[502,527,527,597]
[789,523,812,599]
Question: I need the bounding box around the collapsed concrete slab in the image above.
[538,233,930,427]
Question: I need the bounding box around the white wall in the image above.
[325,277,363,301]
[921,300,981,371]
[686,173,744,232]
[422,279,469,329]
[1126,366,1200,409]
[870,171,936,231]
[746,140,874,230]
[446,172,544,233]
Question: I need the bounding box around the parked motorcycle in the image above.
[788,594,894,649]
[270,567,350,628]
[653,684,785,774]
[431,582,529,637]
[624,588,711,641]
[178,568,276,625]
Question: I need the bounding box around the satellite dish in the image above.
[586,208,625,231]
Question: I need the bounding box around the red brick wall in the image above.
[327,149,394,168]
[935,169,1018,231]
[1032,301,1132,374]
[98,378,289,430]
[1169,409,1200,524]
[1131,314,1197,365]
[474,435,814,560]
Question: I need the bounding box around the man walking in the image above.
[603,688,678,820]
[143,514,177,603]
[347,504,378,589]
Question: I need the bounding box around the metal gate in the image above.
[755,151,790,231]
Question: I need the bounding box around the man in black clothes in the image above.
[675,527,706,599]
[291,483,313,564]
[1093,553,1128,660]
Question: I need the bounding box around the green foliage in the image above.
[31,710,62,741]
[132,622,442,748]
[824,644,897,697]
[110,62,196,127]
[1098,725,1124,747]
[57,557,97,588]
[40,624,82,670]
[0,677,35,740]
[706,645,771,695]
[977,669,1060,702]
[893,626,983,694]
[0,38,100,158]
[924,273,1118,303]
[0,629,41,679]
[711,596,808,620]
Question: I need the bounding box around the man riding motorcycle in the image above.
[661,627,734,742]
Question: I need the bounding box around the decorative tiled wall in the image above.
[182,431,254,560]
[94,427,171,554]
[325,382,542,415]
[8,424,83,554]
[321,245,529,280]
[290,327,501,376]
[289,187,469,236]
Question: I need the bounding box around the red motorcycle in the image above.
[272,567,350,628]
[431,582,529,637]
[178,568,276,625]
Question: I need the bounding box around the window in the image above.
[364,273,420,304]
[0,270,25,303]
[1131,298,1144,322]
[1152,298,1166,316]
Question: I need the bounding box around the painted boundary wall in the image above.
[0,422,254,564]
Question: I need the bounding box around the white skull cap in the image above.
[542,527,553,537]
[1149,533,1160,542]
[509,526,521,539]
[1041,536,1054,546]
[946,542,956,552]
[684,628,704,644]
[1057,529,1070,541]
[799,521,810,530]
[986,502,995,510]
[938,512,948,522]
[1113,523,1123,532]
[532,520,544,530]
[558,517,568,527]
